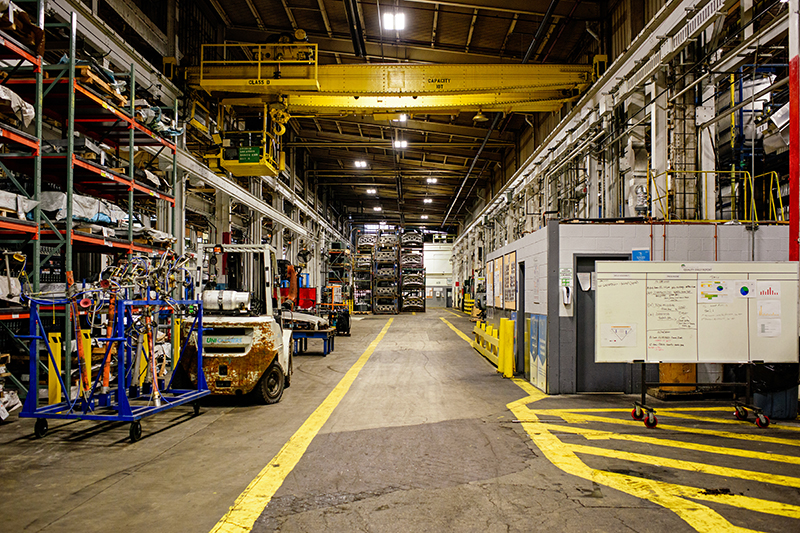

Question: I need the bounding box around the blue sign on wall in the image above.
[631,248,650,261]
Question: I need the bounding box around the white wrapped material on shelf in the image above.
[116,225,177,244]
[38,191,129,224]
[0,190,38,218]
[0,275,21,303]
[0,84,34,127]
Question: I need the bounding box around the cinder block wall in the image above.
[482,222,790,394]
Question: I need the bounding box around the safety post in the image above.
[47,332,61,405]
[498,318,509,374]
[502,319,515,378]
[79,330,91,395]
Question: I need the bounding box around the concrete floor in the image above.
[1,308,799,532]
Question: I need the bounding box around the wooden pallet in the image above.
[75,66,126,108]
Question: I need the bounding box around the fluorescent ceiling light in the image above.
[421,215,429,219]
[355,160,367,168]
[374,206,382,211]
[366,188,377,194]
[424,198,433,204]
[393,140,407,149]
[384,12,405,30]
[427,177,437,183]
[395,114,407,122]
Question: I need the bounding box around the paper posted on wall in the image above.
[600,323,637,347]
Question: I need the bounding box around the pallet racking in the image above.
[0,8,181,409]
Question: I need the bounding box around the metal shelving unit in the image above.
[0,9,180,405]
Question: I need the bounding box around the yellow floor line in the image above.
[528,422,800,465]
[511,403,778,532]
[532,410,800,448]
[451,319,800,529]
[210,319,394,533]
[440,317,473,343]
[569,442,800,488]
[443,309,462,318]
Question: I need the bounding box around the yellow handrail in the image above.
[647,169,775,223]
[753,171,785,222]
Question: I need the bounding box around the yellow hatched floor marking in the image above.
[568,442,800,488]
[511,402,796,532]
[530,410,800,447]
[446,328,800,531]
[528,422,800,465]
[210,318,394,533]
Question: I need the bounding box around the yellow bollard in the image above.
[173,318,182,369]
[498,318,509,374]
[498,318,514,378]
[47,332,62,405]
[503,320,515,378]
[79,330,92,395]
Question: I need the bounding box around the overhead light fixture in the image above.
[472,110,489,122]
[424,198,433,204]
[366,188,377,194]
[426,177,437,184]
[383,12,405,31]
[355,160,367,168]
[374,206,382,211]
[397,114,407,122]
[393,140,407,149]
[421,215,429,219]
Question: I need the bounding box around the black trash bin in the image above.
[751,363,799,420]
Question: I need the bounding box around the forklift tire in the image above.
[258,363,285,405]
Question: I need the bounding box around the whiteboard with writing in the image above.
[595,262,799,363]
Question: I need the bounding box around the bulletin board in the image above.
[595,262,799,363]
[504,252,516,310]
[493,256,503,308]
[486,260,494,305]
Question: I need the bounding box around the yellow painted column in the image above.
[173,318,182,368]
[498,318,508,374]
[502,319,515,378]
[47,332,62,405]
[79,330,91,394]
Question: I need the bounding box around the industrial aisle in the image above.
[2,310,800,532]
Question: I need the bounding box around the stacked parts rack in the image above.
[400,231,425,312]
[373,231,399,314]
[354,234,374,313]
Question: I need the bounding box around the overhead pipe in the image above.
[442,0,560,229]
[343,0,366,57]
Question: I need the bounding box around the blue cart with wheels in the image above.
[18,298,209,442]
[293,327,336,356]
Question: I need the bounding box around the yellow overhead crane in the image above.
[188,41,603,177]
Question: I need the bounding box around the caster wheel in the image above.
[632,408,644,421]
[734,408,747,421]
[129,421,143,442]
[34,418,48,438]
[756,414,770,429]
[644,414,658,429]
[192,401,201,416]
